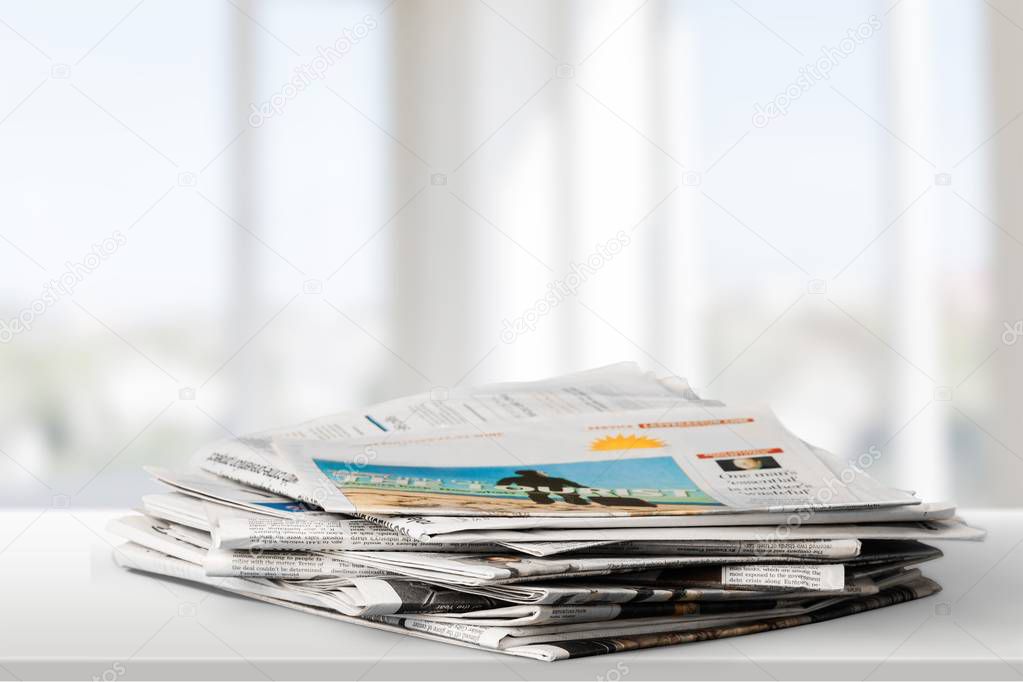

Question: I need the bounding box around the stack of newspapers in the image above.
[109,363,983,662]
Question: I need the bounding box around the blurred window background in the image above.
[1,0,1020,506]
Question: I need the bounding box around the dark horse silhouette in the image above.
[496,469,654,507]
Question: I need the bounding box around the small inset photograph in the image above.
[716,456,781,472]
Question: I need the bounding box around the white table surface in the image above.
[0,509,1019,681]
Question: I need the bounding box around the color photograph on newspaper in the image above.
[275,406,917,516]
[312,454,722,514]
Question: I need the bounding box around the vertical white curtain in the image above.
[989,1,1023,481]
[389,3,485,391]
[887,2,945,497]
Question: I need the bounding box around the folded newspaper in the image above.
[109,363,983,660]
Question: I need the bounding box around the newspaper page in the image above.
[591,556,923,589]
[212,513,858,558]
[501,576,941,659]
[111,541,941,662]
[193,363,702,500]
[142,492,214,530]
[654,566,919,601]
[383,517,984,544]
[291,573,883,612]
[497,538,861,558]
[106,516,377,606]
[109,513,397,580]
[143,473,622,556]
[116,531,916,617]
[211,513,507,553]
[431,581,732,606]
[107,515,210,565]
[143,469,513,553]
[398,569,926,625]
[720,564,845,591]
[371,574,936,657]
[270,577,509,617]
[423,562,929,606]
[331,540,940,588]
[107,535,849,620]
[393,589,875,650]
[330,551,857,587]
[202,548,393,580]
[410,598,810,627]
[276,405,920,516]
[143,487,868,558]
[496,540,621,556]
[141,475,499,552]
[145,466,320,517]
[111,542,330,608]
[367,501,957,539]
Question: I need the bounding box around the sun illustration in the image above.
[590,434,666,451]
